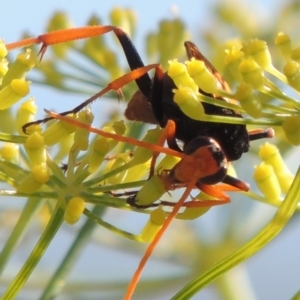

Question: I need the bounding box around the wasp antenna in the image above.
[22,64,159,134]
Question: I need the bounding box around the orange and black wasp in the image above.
[6,24,275,300]
[6,26,273,207]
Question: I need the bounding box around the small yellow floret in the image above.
[0,79,30,110]
[235,82,262,118]
[186,58,218,93]
[167,59,198,92]
[253,163,281,201]
[239,58,264,89]
[282,115,300,145]
[141,206,166,242]
[32,164,50,184]
[64,197,85,225]
[173,86,204,120]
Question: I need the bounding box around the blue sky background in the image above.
[0,0,285,43]
[0,1,299,299]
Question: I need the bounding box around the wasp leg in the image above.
[6,26,153,98]
[148,119,179,178]
[248,128,275,141]
[125,179,197,299]
[22,64,158,133]
[127,119,182,208]
[126,195,159,208]
[111,191,159,208]
[222,174,250,191]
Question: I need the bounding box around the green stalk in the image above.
[0,197,45,273]
[40,205,105,300]
[1,206,64,300]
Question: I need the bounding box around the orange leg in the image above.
[23,63,158,133]
[148,118,177,177]
[124,178,198,300]
[47,110,188,161]
[6,25,154,101]
[48,108,239,300]
[123,180,247,299]
[181,183,242,208]
[7,25,125,56]
[6,25,159,135]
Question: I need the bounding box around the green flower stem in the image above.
[0,132,26,143]
[72,169,91,187]
[258,111,287,122]
[73,155,89,177]
[52,62,106,87]
[85,179,145,193]
[265,64,288,84]
[0,172,18,188]
[247,190,300,211]
[65,61,111,88]
[263,77,287,94]
[215,265,256,300]
[66,147,80,180]
[1,206,64,300]
[262,85,300,109]
[84,208,144,241]
[262,103,298,115]
[0,197,45,273]
[200,113,282,126]
[46,156,69,184]
[0,161,29,187]
[172,165,300,300]
[0,190,58,199]
[32,78,95,95]
[197,93,245,113]
[82,198,125,209]
[290,289,300,300]
[83,164,145,187]
[40,205,105,300]
[80,194,140,212]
